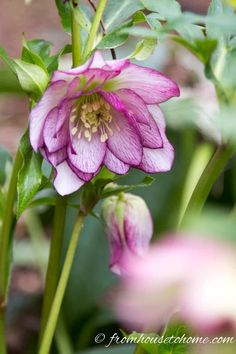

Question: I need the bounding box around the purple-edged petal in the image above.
[113,63,180,104]
[138,106,174,173]
[29,80,67,151]
[105,58,130,71]
[67,159,94,182]
[107,110,142,166]
[43,147,67,167]
[68,133,106,173]
[124,195,153,256]
[104,149,130,174]
[116,89,151,124]
[43,107,69,153]
[54,161,85,195]
[137,116,163,149]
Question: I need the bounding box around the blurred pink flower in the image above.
[29,52,179,195]
[102,193,153,275]
[113,236,236,334]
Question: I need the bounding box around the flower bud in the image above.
[102,193,153,275]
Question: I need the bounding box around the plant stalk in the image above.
[71,6,82,67]
[39,195,67,342]
[83,0,108,60]
[38,211,84,354]
[180,145,235,227]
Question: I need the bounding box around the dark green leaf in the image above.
[97,21,133,49]
[21,44,48,73]
[55,0,72,33]
[26,39,52,59]
[17,132,43,218]
[0,66,23,93]
[45,44,72,74]
[0,146,12,185]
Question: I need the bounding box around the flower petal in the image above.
[116,89,151,124]
[54,161,84,196]
[43,107,69,153]
[67,159,94,182]
[68,133,106,173]
[139,106,174,173]
[104,149,130,174]
[113,63,180,104]
[124,195,153,255]
[107,110,142,166]
[44,147,67,167]
[29,80,67,151]
[138,115,163,149]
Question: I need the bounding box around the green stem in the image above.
[39,195,67,342]
[0,148,23,354]
[38,212,84,354]
[83,0,107,60]
[71,7,82,67]
[180,145,235,227]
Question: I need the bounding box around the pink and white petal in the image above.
[43,107,69,153]
[107,110,142,166]
[51,55,94,83]
[29,80,68,151]
[124,195,153,255]
[90,51,106,68]
[104,149,130,174]
[138,116,163,149]
[116,89,151,124]
[113,63,180,104]
[54,161,85,196]
[67,159,94,182]
[139,106,174,173]
[68,133,106,173]
[43,146,67,167]
[105,58,129,71]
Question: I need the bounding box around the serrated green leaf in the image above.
[17,132,43,218]
[55,0,72,33]
[103,0,144,30]
[13,59,49,99]
[129,38,157,60]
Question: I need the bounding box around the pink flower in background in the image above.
[29,52,179,195]
[102,193,153,275]
[113,236,236,334]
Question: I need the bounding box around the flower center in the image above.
[70,94,115,143]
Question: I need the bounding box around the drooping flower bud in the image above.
[102,193,153,275]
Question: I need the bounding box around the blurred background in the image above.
[2,1,236,354]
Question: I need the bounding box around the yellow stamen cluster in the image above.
[70,96,114,143]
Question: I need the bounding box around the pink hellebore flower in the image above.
[102,193,153,275]
[113,237,236,334]
[29,52,179,195]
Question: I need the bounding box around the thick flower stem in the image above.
[0,148,23,354]
[71,7,82,67]
[180,145,235,227]
[38,212,84,354]
[39,195,67,342]
[83,0,108,60]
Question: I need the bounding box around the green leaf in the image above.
[97,21,133,49]
[0,46,16,73]
[129,37,157,60]
[21,42,48,73]
[13,59,49,99]
[26,39,52,59]
[103,0,144,30]
[101,176,155,199]
[80,346,135,354]
[141,0,181,21]
[17,132,43,218]
[73,6,92,33]
[0,66,23,94]
[55,0,72,33]
[44,44,72,74]
[0,146,12,186]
